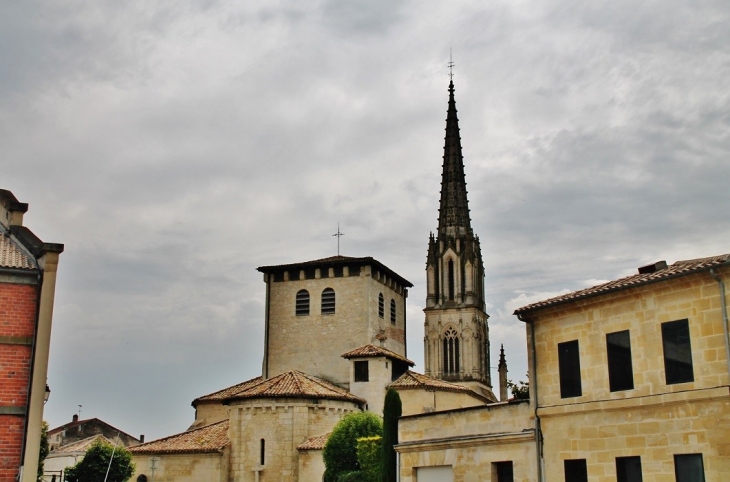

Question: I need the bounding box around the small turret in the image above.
[498,344,508,402]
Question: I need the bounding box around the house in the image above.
[0,189,63,482]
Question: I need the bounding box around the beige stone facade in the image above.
[397,401,535,482]
[516,259,730,482]
[259,257,412,387]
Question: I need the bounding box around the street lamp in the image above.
[44,384,51,404]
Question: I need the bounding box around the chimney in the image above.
[140,435,145,443]
[72,414,78,423]
[498,344,508,402]
[638,260,668,274]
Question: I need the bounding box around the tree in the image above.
[323,411,382,482]
[380,389,402,482]
[38,421,49,482]
[64,440,135,482]
[507,377,529,400]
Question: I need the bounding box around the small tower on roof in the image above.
[423,76,494,400]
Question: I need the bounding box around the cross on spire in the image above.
[448,49,455,80]
[332,223,344,255]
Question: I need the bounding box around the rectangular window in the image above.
[493,461,513,482]
[674,454,705,482]
[354,361,369,382]
[564,459,587,482]
[616,456,643,482]
[662,319,694,384]
[607,330,634,391]
[558,340,582,398]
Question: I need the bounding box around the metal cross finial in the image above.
[78,405,82,418]
[448,49,454,80]
[332,223,344,255]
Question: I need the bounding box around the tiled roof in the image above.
[297,433,331,451]
[388,370,488,401]
[129,420,228,455]
[52,435,114,454]
[514,254,730,316]
[0,235,35,269]
[257,256,413,288]
[192,377,263,406]
[224,370,365,404]
[341,344,415,366]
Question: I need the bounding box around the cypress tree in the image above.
[381,388,402,482]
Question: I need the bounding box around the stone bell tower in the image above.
[423,79,494,399]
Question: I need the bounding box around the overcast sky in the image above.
[3,0,729,441]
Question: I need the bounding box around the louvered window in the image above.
[321,288,335,314]
[378,293,384,318]
[295,290,309,316]
[443,328,460,374]
[390,299,396,324]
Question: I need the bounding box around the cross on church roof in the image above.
[332,223,344,255]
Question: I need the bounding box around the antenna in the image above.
[448,49,455,80]
[332,223,344,255]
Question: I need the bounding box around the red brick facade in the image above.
[0,282,38,482]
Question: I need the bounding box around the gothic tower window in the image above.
[443,328,460,374]
[378,293,384,318]
[448,259,455,301]
[321,288,335,314]
[390,299,396,324]
[295,290,309,316]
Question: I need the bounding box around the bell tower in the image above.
[423,79,494,399]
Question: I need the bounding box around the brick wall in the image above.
[0,282,38,482]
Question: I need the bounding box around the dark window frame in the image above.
[295,290,310,316]
[390,299,396,324]
[354,360,369,382]
[558,340,582,398]
[378,293,384,318]
[662,319,694,385]
[564,459,587,482]
[494,461,514,482]
[674,453,705,482]
[616,456,643,482]
[607,330,634,392]
[260,438,265,466]
[321,288,336,315]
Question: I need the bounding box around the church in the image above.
[128,78,505,481]
[128,78,730,482]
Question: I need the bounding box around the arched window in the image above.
[390,299,396,324]
[448,259,455,301]
[378,293,384,318]
[321,288,335,314]
[443,328,460,375]
[260,438,265,466]
[296,290,310,316]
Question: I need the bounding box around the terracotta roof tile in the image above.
[388,370,489,402]
[341,344,415,366]
[192,377,263,406]
[129,421,228,455]
[0,235,35,269]
[514,254,730,315]
[224,370,365,404]
[297,433,331,450]
[52,435,114,454]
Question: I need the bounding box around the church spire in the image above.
[438,80,472,237]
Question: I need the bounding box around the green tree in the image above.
[507,377,529,400]
[64,440,135,482]
[323,411,382,482]
[380,389,402,482]
[356,436,381,482]
[38,421,49,482]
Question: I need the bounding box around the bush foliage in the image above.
[64,440,135,482]
[355,436,381,482]
[323,411,382,482]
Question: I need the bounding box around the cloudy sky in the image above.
[3,0,729,440]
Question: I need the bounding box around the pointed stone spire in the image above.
[438,80,472,238]
[498,344,508,402]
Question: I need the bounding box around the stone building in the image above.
[0,189,63,482]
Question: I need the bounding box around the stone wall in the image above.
[530,266,730,481]
[130,451,228,482]
[264,265,406,386]
[397,401,535,482]
[397,389,485,417]
[228,397,360,482]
